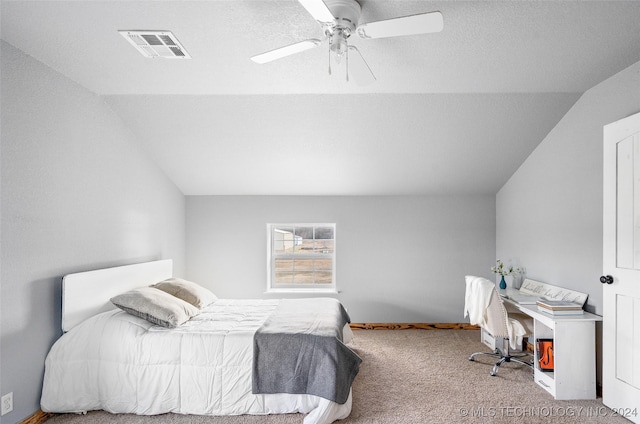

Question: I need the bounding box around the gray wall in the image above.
[496,59,640,316]
[186,195,495,323]
[0,42,186,422]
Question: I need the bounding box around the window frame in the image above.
[266,223,337,294]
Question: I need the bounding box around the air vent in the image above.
[118,30,191,59]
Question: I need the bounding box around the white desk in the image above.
[499,289,603,400]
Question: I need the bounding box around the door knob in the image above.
[600,275,613,284]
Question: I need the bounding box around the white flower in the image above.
[491,259,521,276]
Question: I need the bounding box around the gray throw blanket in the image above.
[252,298,362,404]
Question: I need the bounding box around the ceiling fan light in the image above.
[329,34,348,63]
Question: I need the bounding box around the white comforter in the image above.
[41,299,353,424]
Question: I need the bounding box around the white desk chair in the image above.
[464,275,534,376]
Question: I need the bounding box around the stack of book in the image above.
[536,299,584,316]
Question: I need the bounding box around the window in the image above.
[267,223,336,293]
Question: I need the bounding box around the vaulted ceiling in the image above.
[3,0,640,195]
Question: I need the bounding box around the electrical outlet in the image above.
[1,392,13,416]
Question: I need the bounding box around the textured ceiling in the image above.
[105,93,580,195]
[2,0,640,194]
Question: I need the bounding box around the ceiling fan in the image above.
[250,0,443,85]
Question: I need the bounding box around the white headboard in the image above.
[62,259,173,332]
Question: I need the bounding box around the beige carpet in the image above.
[46,330,626,424]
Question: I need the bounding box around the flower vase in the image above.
[499,275,507,290]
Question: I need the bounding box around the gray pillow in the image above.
[110,286,200,328]
[151,278,217,309]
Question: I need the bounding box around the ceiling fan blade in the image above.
[298,0,336,25]
[348,46,376,86]
[356,11,443,39]
[251,39,321,64]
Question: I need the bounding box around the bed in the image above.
[41,259,361,424]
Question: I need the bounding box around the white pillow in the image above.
[151,278,217,309]
[111,286,200,328]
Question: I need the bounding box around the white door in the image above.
[603,111,640,423]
